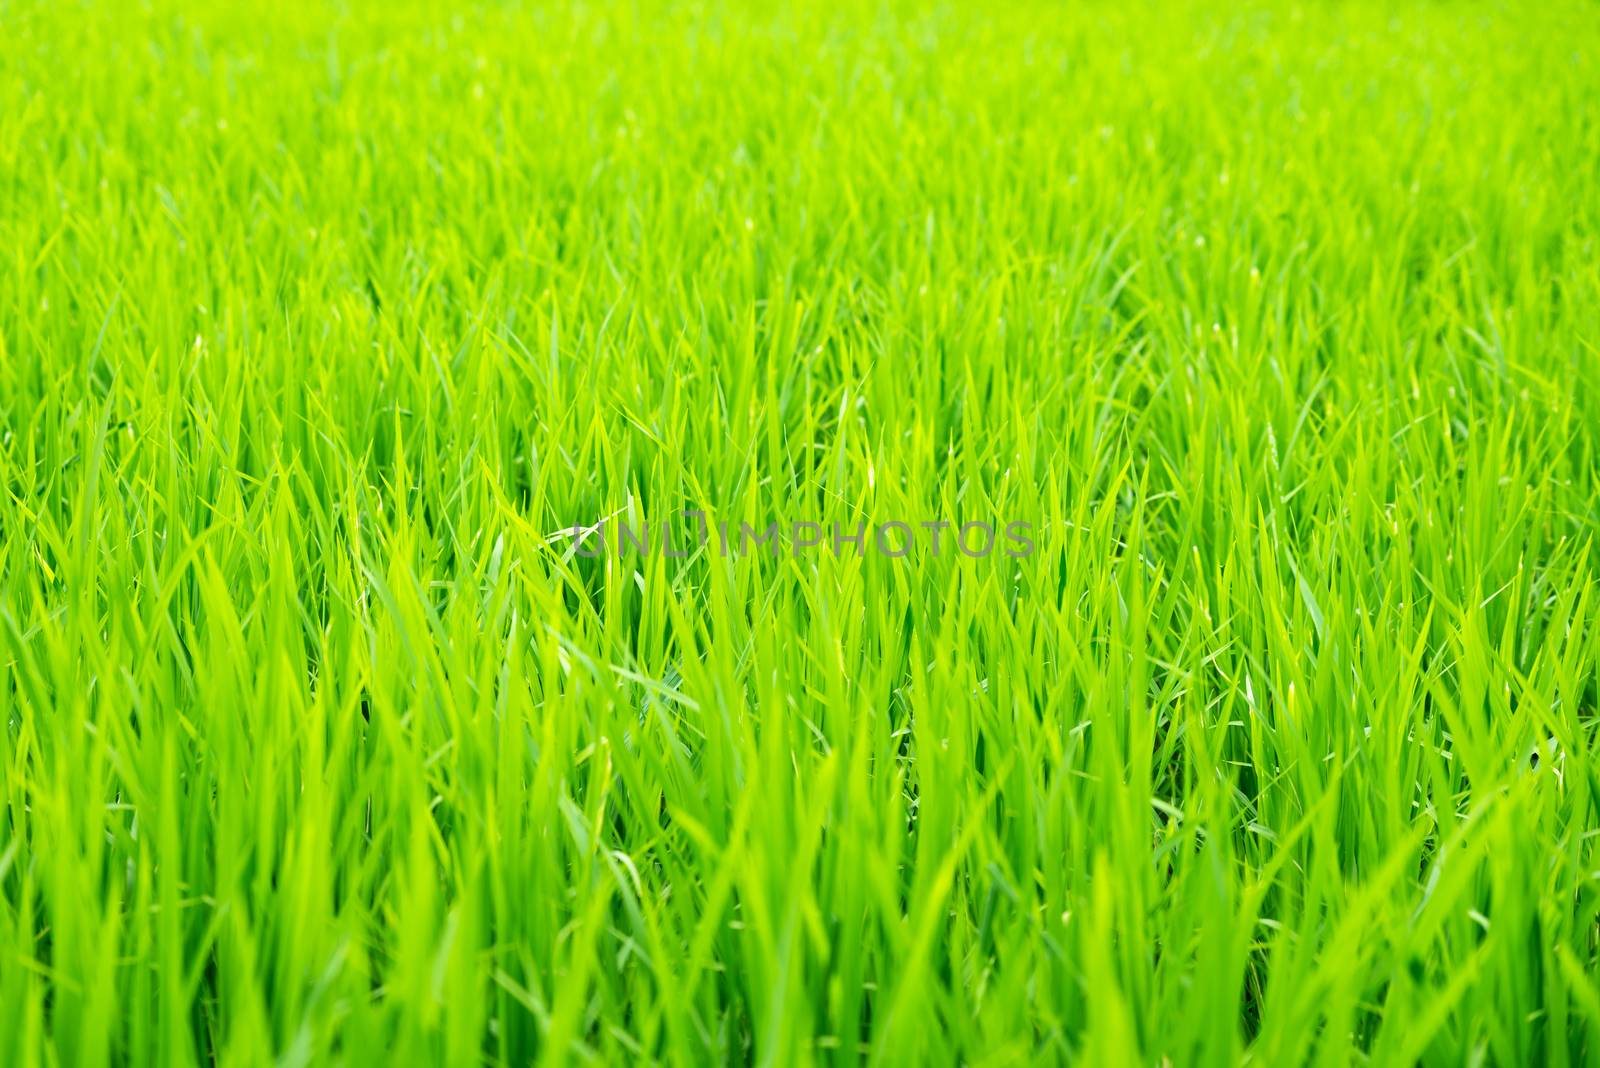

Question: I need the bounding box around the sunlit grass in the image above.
[2,0,1599,1063]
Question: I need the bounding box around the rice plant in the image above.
[2,0,1598,1063]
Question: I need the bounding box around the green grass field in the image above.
[3,0,1600,1063]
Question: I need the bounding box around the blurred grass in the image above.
[2,0,1600,1063]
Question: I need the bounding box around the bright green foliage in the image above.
[3,0,1600,1064]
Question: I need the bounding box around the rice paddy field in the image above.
[3,0,1600,1064]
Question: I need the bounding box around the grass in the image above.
[3,0,1600,1063]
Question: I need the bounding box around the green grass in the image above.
[3,0,1600,1063]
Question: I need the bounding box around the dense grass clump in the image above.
[3,0,1600,1063]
